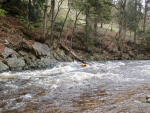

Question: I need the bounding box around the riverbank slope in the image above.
[0,15,149,72]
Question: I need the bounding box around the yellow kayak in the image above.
[81,63,87,67]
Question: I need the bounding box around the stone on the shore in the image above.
[32,42,50,56]
[38,57,51,67]
[6,58,25,69]
[0,61,9,72]
[2,47,16,58]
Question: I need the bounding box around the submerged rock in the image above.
[146,95,150,103]
[146,98,150,103]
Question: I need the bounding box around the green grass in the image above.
[103,23,119,32]
[103,23,135,38]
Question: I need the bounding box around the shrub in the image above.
[145,29,150,41]
[0,8,7,16]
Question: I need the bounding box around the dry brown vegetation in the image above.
[0,15,149,61]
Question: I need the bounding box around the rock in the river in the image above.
[32,42,50,56]
[0,61,9,72]
[146,95,150,103]
[146,98,150,103]
[6,58,25,70]
[146,95,150,99]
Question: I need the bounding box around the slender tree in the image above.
[143,0,150,41]
[50,0,55,43]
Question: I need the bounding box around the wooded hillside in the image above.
[0,0,150,61]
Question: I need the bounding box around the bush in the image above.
[0,8,7,16]
[137,29,150,41]
[145,29,150,41]
[54,19,64,32]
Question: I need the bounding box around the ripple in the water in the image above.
[0,60,150,113]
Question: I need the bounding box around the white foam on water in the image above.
[134,65,150,72]
[95,72,145,82]
[0,61,149,92]
[107,61,125,66]
[23,94,32,99]
[0,64,76,81]
[51,84,58,89]
[52,65,75,73]
[31,71,96,90]
[0,72,16,80]
[89,63,104,69]
[67,72,95,81]
[4,83,19,89]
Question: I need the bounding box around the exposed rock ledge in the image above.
[0,41,59,72]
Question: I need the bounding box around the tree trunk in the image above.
[85,0,90,45]
[94,17,98,37]
[134,31,137,43]
[119,0,126,59]
[60,44,86,63]
[28,0,32,29]
[43,0,49,39]
[134,0,137,44]
[117,0,126,59]
[120,25,127,59]
[111,22,113,31]
[59,7,71,43]
[101,23,103,28]
[50,0,55,44]
[70,11,81,49]
[130,30,131,37]
[46,0,63,36]
[143,0,148,42]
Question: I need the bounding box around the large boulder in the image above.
[6,58,25,70]
[32,42,50,57]
[0,61,9,72]
[2,47,16,59]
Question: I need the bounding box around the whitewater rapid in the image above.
[0,60,150,113]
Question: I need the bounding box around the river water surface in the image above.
[0,61,150,113]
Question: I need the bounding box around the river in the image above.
[0,60,150,113]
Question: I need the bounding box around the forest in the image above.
[0,0,150,63]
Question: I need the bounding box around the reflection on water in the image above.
[0,61,150,113]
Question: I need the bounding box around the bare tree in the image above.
[134,0,137,44]
[43,0,50,39]
[143,0,149,42]
[50,0,55,43]
[116,0,127,59]
[59,0,71,44]
[85,0,90,45]
[46,0,64,36]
